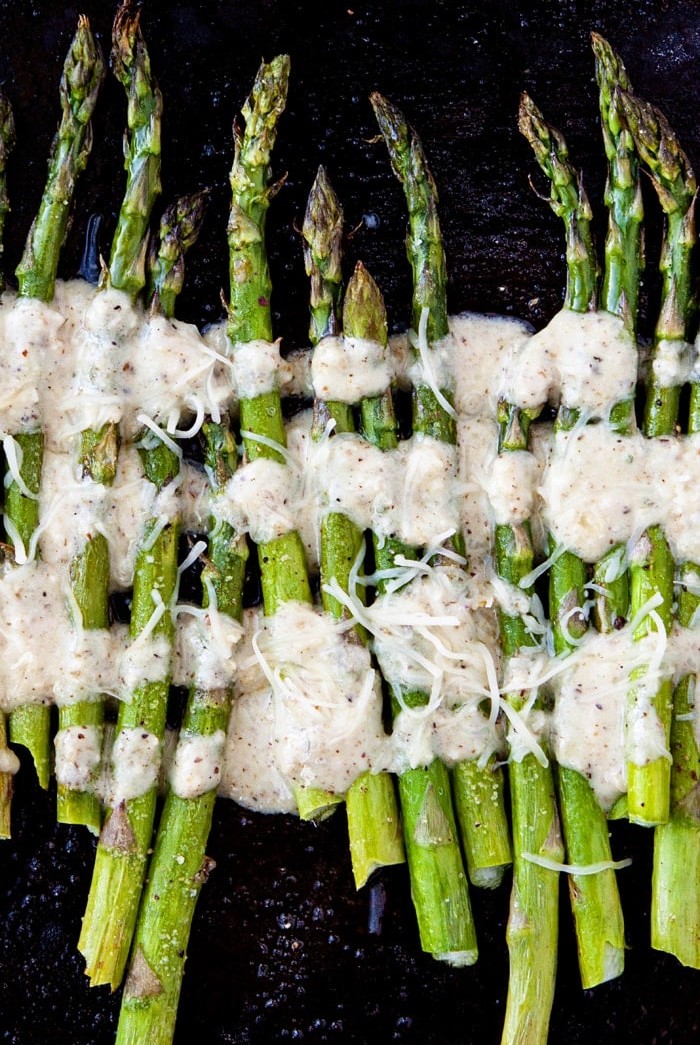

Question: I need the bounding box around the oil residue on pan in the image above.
[0,1,699,1043]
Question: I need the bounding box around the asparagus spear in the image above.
[304,167,404,885]
[59,1,163,831]
[228,55,297,492]
[7,16,105,790]
[493,407,563,1044]
[590,33,642,650]
[78,7,171,988]
[370,92,482,962]
[0,89,16,837]
[616,83,700,964]
[229,57,331,808]
[651,559,700,968]
[115,191,238,1045]
[520,91,626,989]
[618,86,696,826]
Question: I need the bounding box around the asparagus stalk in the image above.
[370,92,483,961]
[590,33,642,641]
[229,56,343,824]
[115,193,240,1045]
[520,91,626,989]
[0,89,16,836]
[625,85,700,959]
[304,167,404,884]
[60,1,163,831]
[7,16,105,790]
[295,163,348,820]
[78,9,172,988]
[493,405,563,1045]
[651,559,700,967]
[618,86,696,826]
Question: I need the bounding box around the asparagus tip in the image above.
[616,86,697,206]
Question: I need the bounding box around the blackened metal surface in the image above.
[0,1,699,1042]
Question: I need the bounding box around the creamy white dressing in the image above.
[108,727,161,805]
[308,432,461,547]
[500,308,638,417]
[172,612,243,690]
[169,729,227,799]
[221,604,387,813]
[231,338,291,400]
[311,334,393,403]
[2,290,698,819]
[654,338,695,388]
[54,724,102,791]
[542,427,700,563]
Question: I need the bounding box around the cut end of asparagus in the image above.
[653,818,700,968]
[346,771,405,888]
[57,786,102,835]
[294,785,343,822]
[9,705,51,789]
[432,947,479,968]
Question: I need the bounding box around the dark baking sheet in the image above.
[0,1,699,1042]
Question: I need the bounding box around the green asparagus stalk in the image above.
[304,168,404,885]
[370,91,483,961]
[60,1,163,831]
[115,195,244,1045]
[588,33,641,817]
[7,16,105,790]
[78,11,175,989]
[650,165,700,963]
[229,56,342,825]
[651,560,700,967]
[618,86,696,826]
[493,405,563,1045]
[0,89,16,836]
[292,160,346,815]
[520,91,626,989]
